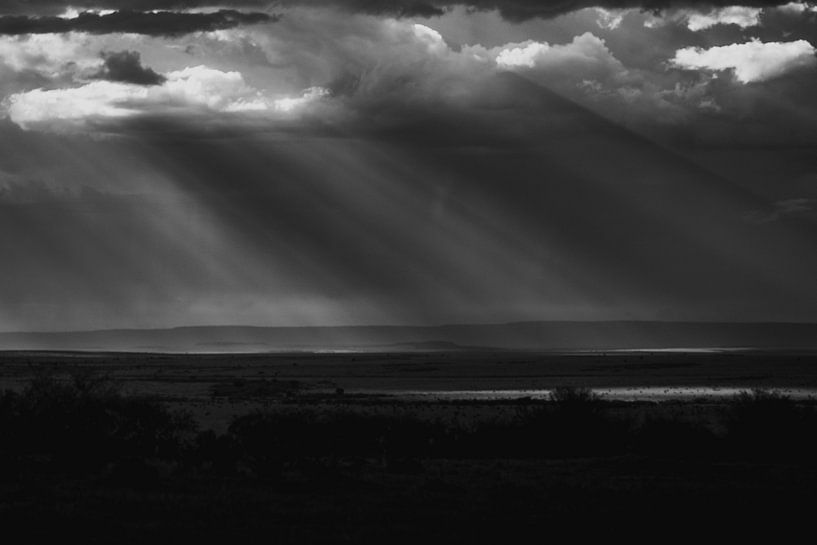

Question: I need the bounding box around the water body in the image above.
[379,387,817,402]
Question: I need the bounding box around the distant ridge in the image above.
[1,321,817,353]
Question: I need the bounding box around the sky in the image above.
[1,1,817,331]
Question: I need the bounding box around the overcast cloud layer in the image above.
[1,2,817,330]
[0,9,274,36]
[0,1,809,19]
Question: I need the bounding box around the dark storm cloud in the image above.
[186,1,817,21]
[751,6,817,44]
[268,0,817,21]
[0,9,275,36]
[93,50,165,85]
[0,2,271,16]
[0,1,803,20]
[444,1,796,21]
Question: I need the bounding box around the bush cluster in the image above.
[2,379,816,481]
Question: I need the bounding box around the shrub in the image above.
[724,389,817,461]
[0,373,195,475]
[549,386,599,405]
[225,410,448,477]
[631,418,718,459]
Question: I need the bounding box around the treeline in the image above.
[1,378,817,481]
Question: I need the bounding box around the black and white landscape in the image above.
[2,1,817,542]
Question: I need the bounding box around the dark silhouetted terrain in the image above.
[1,372,816,543]
[3,321,817,352]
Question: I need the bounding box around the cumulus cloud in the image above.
[0,13,665,135]
[0,9,274,37]
[672,39,817,83]
[0,33,98,74]
[494,42,549,68]
[0,6,810,143]
[492,32,624,77]
[774,2,817,13]
[483,32,637,104]
[4,65,329,130]
[0,15,482,133]
[272,86,330,112]
[644,5,764,32]
[292,18,627,111]
[595,8,625,29]
[0,16,622,133]
[5,81,143,127]
[246,16,489,106]
[685,7,763,30]
[643,6,762,30]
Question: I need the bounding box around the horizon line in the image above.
[4,318,817,336]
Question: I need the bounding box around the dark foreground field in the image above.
[1,351,817,542]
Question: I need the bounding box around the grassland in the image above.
[1,350,816,542]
